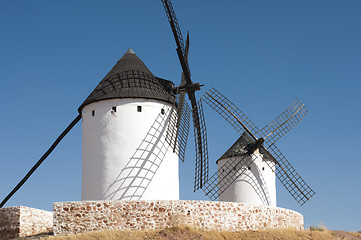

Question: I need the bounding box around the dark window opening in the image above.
[92,110,95,116]
[112,106,117,112]
[262,167,265,171]
[248,166,251,170]
[137,106,142,112]
[161,108,165,115]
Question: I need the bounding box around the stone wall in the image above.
[0,206,52,239]
[0,206,19,239]
[53,200,303,236]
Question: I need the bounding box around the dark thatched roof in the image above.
[78,49,175,112]
[217,132,273,163]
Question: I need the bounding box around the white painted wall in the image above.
[81,98,179,201]
[218,154,276,207]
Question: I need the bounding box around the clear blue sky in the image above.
[1,0,360,232]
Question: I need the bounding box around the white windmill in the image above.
[80,49,180,201]
[200,88,315,206]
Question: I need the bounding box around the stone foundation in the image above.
[53,200,303,236]
[0,206,52,239]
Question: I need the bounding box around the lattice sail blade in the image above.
[161,0,192,83]
[161,0,185,55]
[166,107,177,149]
[176,30,189,109]
[166,30,190,162]
[193,99,209,191]
[177,73,187,122]
[202,154,255,201]
[262,144,315,205]
[174,29,190,161]
[261,99,308,144]
[175,98,190,162]
[202,88,259,137]
[165,94,190,162]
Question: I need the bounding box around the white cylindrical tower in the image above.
[218,133,276,206]
[79,49,179,201]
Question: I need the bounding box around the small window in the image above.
[262,167,265,171]
[137,106,142,112]
[92,110,95,116]
[161,108,165,115]
[112,106,117,112]
[248,166,251,170]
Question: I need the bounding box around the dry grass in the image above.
[40,225,361,240]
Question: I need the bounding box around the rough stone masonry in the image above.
[53,200,304,236]
[0,206,52,239]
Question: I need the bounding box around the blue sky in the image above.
[1,0,360,232]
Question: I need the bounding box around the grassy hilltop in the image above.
[41,226,361,240]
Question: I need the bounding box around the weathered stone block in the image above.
[0,206,52,239]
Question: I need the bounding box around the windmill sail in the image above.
[260,99,308,144]
[261,144,315,205]
[161,0,209,190]
[166,94,191,162]
[202,88,259,138]
[193,100,209,190]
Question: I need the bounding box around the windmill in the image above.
[0,0,208,207]
[201,88,315,206]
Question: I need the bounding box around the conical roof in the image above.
[217,132,273,163]
[78,49,175,112]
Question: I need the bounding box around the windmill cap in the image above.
[216,132,273,164]
[125,48,135,54]
[78,49,175,112]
